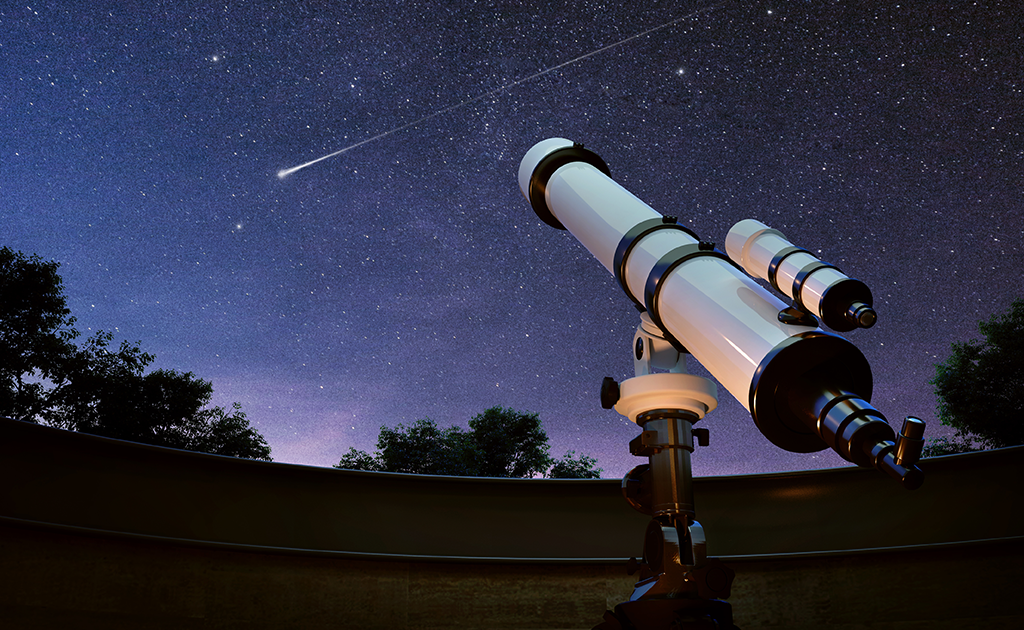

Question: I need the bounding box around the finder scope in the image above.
[725,219,876,331]
[519,138,923,489]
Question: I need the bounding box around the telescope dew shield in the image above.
[725,219,877,332]
[520,138,923,487]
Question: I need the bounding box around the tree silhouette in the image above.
[1,247,271,460]
[336,407,602,478]
[549,450,602,479]
[0,247,77,421]
[927,298,1024,455]
[466,407,552,478]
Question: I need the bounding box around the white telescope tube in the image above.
[520,140,801,404]
[725,219,876,332]
[519,138,923,489]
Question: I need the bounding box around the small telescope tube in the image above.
[725,219,876,332]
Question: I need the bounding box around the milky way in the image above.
[3,1,1022,477]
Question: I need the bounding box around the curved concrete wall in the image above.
[2,417,1022,628]
[2,417,1021,558]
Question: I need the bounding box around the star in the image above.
[4,0,1016,476]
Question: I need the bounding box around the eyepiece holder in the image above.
[802,386,925,490]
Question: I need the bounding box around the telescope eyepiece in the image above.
[893,416,926,467]
[847,301,877,329]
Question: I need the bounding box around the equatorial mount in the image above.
[596,315,738,630]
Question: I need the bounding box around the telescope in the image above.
[518,138,926,630]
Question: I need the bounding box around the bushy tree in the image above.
[928,298,1024,454]
[549,450,603,479]
[0,247,77,421]
[359,418,474,476]
[336,407,602,478]
[921,435,976,458]
[0,247,271,460]
[193,403,272,460]
[467,407,552,478]
[337,446,382,472]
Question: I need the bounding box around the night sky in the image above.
[3,1,1021,477]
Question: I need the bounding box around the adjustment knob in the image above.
[601,377,620,409]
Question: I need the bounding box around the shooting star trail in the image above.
[277,4,720,178]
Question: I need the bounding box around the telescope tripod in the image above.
[595,315,739,630]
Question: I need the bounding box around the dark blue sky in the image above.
[3,1,1021,476]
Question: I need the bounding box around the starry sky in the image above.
[3,1,1022,477]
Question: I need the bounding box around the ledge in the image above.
[2,417,1022,559]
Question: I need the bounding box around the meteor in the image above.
[277,4,720,178]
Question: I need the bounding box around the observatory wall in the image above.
[2,417,1021,628]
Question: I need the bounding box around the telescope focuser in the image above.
[791,381,926,490]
